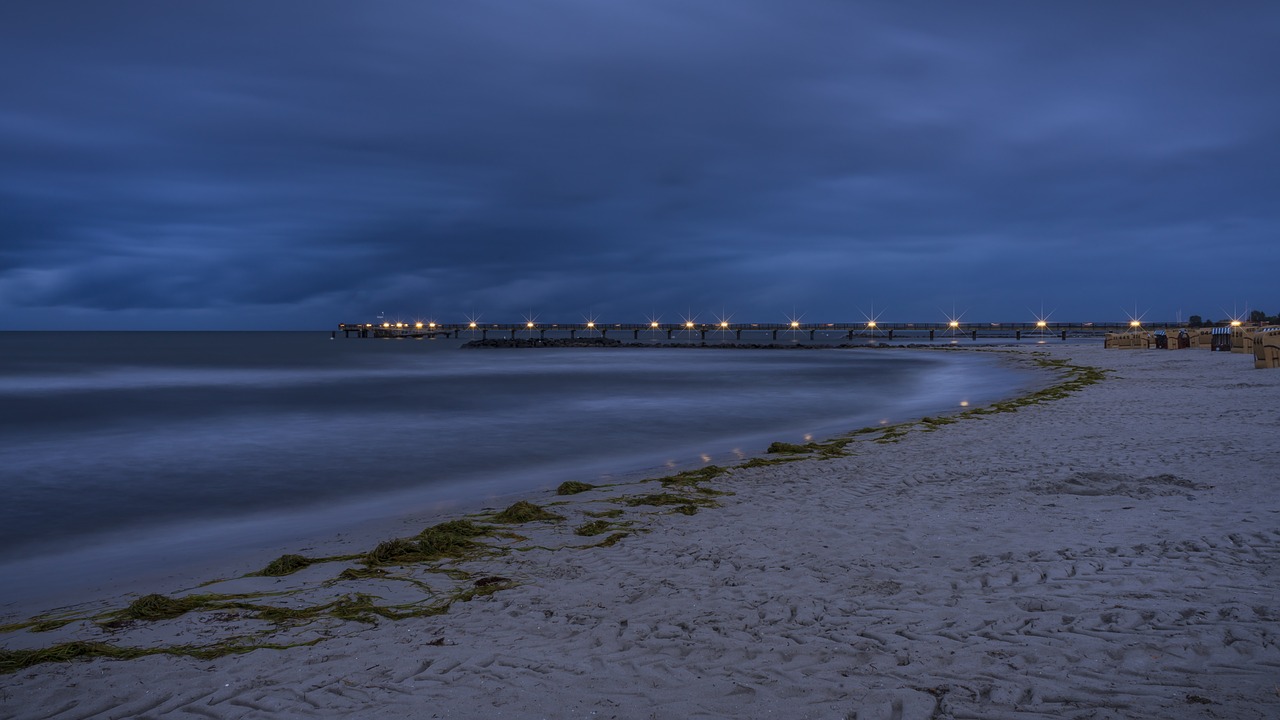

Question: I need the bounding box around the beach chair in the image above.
[1254,329,1280,369]
[1231,326,1251,354]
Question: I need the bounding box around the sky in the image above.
[2,2,1278,330]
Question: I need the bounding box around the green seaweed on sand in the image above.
[816,438,853,457]
[256,554,315,577]
[766,437,852,458]
[0,612,84,634]
[874,424,911,444]
[584,508,625,518]
[958,359,1105,419]
[491,501,564,524]
[919,416,958,432]
[766,441,818,454]
[595,532,628,547]
[623,493,718,509]
[738,456,797,468]
[0,638,324,674]
[453,577,516,602]
[364,538,421,566]
[575,520,613,537]
[417,520,494,557]
[658,465,728,489]
[556,480,596,495]
[118,593,218,621]
[336,567,389,581]
[364,520,497,566]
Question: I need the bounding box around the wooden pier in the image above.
[336,320,1188,342]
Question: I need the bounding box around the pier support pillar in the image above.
[929,329,934,340]
[735,330,741,340]
[888,329,894,339]
[1016,330,1021,340]
[971,329,978,340]
[809,330,816,341]
[1061,330,1067,341]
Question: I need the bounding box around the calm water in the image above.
[0,332,1038,605]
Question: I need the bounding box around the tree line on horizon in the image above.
[1186,310,1279,327]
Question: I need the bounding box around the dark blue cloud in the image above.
[1,1,1278,328]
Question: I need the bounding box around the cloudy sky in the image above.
[2,2,1277,329]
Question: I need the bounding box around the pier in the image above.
[336,320,1188,342]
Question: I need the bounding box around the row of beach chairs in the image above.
[1105,326,1280,369]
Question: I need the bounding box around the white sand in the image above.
[2,345,1278,719]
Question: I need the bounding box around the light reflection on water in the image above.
[0,332,1039,573]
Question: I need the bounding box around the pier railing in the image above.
[337,321,1190,342]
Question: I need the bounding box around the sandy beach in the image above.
[2,344,1278,719]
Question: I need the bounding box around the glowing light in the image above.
[383,323,390,328]
[1230,320,1242,327]
[1036,320,1047,328]
[586,322,595,328]
[959,401,969,407]
[1130,320,1141,328]
[415,322,423,329]
[527,322,535,328]
[685,321,695,329]
[949,320,960,328]
[867,321,877,329]
[468,322,477,329]
[651,321,659,328]
[720,321,729,328]
[395,322,403,328]
[790,321,799,328]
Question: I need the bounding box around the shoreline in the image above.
[0,346,1038,621]
[4,345,1278,718]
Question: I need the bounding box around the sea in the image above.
[0,332,1043,611]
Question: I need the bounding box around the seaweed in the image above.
[491,501,564,524]
[766,441,819,454]
[556,481,596,495]
[416,520,493,558]
[575,520,613,537]
[595,532,629,547]
[623,493,718,509]
[364,520,497,566]
[257,554,315,577]
[119,594,213,621]
[658,465,728,489]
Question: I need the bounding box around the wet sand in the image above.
[2,344,1277,719]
